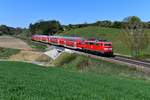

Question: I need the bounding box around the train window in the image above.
[104,44,111,46]
[95,43,99,46]
[90,42,94,45]
[77,42,82,45]
[85,42,90,45]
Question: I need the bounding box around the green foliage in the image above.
[0,48,20,59]
[52,52,77,66]
[121,16,149,57]
[112,21,122,28]
[123,16,141,25]
[75,56,90,70]
[64,20,124,31]
[14,29,30,38]
[29,20,62,35]
[55,54,149,79]
[0,25,23,35]
[1,61,150,99]
[30,42,47,51]
[35,54,52,62]
[95,20,112,27]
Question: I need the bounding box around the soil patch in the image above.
[9,50,51,62]
[0,36,32,50]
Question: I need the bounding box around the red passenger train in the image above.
[32,35,113,56]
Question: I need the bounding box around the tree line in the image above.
[29,20,63,35]
[1,16,150,36]
[65,20,150,30]
[0,25,22,36]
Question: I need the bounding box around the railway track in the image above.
[115,54,150,63]
[70,49,150,73]
[71,49,150,67]
[32,41,150,69]
[110,56,150,67]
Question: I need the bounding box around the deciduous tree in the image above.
[120,16,149,57]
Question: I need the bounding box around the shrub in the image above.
[52,52,77,66]
[35,54,52,62]
[0,48,20,59]
[75,56,90,70]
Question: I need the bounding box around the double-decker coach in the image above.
[32,35,113,56]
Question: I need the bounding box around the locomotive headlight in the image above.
[104,48,109,50]
[104,48,112,50]
[109,48,112,50]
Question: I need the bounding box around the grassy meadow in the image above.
[1,53,150,99]
[52,53,149,79]
[0,61,150,100]
[0,48,20,59]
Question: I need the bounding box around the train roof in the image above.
[33,35,48,37]
[64,36,83,40]
[85,39,109,42]
[32,35,110,42]
[49,35,83,40]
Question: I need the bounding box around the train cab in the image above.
[101,42,113,55]
[83,39,113,55]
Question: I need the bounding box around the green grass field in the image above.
[1,57,150,99]
[0,48,20,59]
[60,26,150,57]
[52,53,149,79]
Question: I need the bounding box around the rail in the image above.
[32,40,150,69]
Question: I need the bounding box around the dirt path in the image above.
[0,36,32,50]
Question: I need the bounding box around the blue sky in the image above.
[0,0,150,27]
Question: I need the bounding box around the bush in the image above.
[0,48,20,59]
[75,56,90,70]
[35,54,52,62]
[52,52,77,66]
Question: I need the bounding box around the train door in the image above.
[85,42,91,50]
[89,42,96,50]
[73,41,77,48]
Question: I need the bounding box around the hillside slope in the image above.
[61,26,150,57]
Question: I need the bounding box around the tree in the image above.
[120,16,149,57]
[0,25,17,35]
[112,21,122,28]
[147,22,150,29]
[48,20,62,34]
[14,27,22,35]
[0,25,10,34]
[29,20,62,35]
[95,20,112,27]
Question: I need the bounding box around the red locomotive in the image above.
[32,35,113,56]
